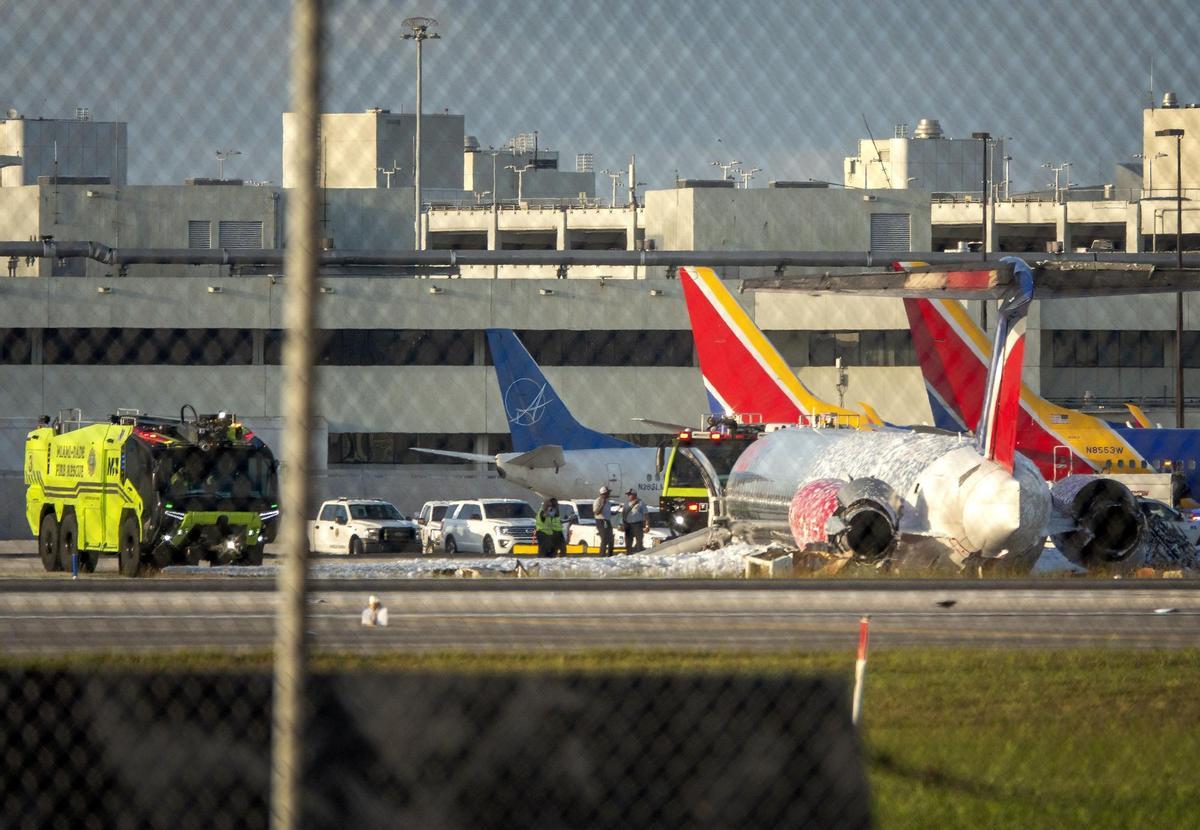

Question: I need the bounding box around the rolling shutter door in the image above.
[217,220,263,249]
[869,213,910,254]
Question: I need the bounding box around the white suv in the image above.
[417,500,458,554]
[439,499,536,555]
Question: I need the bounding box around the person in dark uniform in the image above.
[593,486,614,556]
[620,489,649,553]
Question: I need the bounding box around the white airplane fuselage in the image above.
[496,447,662,507]
[725,428,1051,571]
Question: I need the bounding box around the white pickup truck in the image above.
[438,499,537,555]
[308,498,419,555]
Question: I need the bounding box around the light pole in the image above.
[972,132,991,256]
[737,167,762,189]
[600,168,622,207]
[402,16,440,250]
[505,163,533,203]
[1156,127,1186,427]
[1043,162,1071,203]
[215,148,241,180]
[488,147,500,208]
[711,159,741,182]
[1002,154,1012,200]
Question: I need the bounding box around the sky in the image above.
[3,0,1197,190]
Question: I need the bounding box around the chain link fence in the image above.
[3,1,1200,827]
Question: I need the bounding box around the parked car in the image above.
[307,498,419,555]
[439,499,537,555]
[562,500,673,554]
[1138,498,1200,546]
[416,500,458,554]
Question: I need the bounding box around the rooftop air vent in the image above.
[913,118,944,139]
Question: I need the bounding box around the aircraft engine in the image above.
[1050,475,1144,568]
[788,477,900,562]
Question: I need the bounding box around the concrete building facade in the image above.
[0,113,128,188]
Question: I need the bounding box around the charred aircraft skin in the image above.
[725,428,1052,572]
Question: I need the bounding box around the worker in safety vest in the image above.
[535,497,565,558]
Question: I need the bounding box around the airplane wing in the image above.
[743,261,1200,300]
[632,417,692,432]
[506,444,566,469]
[410,447,495,464]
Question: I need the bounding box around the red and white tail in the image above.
[978,314,1027,472]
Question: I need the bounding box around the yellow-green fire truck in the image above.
[25,407,279,577]
[657,422,764,535]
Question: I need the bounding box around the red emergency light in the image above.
[686,503,701,512]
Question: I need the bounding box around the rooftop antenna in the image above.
[862,114,893,189]
[1149,56,1155,110]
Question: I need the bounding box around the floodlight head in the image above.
[1155,128,1185,138]
[402,16,439,38]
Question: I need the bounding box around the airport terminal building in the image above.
[1,101,1199,534]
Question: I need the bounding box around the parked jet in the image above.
[415,329,663,504]
[905,293,1200,505]
[678,265,870,427]
[733,258,1155,574]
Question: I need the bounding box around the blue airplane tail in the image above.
[486,329,635,452]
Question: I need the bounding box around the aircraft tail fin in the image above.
[486,329,634,452]
[1125,403,1152,429]
[858,402,885,428]
[976,258,1035,472]
[679,265,861,425]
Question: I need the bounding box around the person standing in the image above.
[593,486,615,556]
[620,488,649,553]
[535,497,564,558]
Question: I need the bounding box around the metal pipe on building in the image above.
[4,242,1200,269]
[271,1,322,828]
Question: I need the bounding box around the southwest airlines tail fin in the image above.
[679,266,864,426]
[486,329,634,452]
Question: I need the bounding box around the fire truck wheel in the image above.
[38,513,61,572]
[149,543,174,571]
[118,515,144,578]
[244,542,265,566]
[79,550,99,573]
[57,512,80,572]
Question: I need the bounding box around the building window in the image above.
[188,220,212,249]
[329,432,480,464]
[42,328,253,365]
[0,328,33,364]
[217,220,264,249]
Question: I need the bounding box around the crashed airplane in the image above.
[723,257,1200,574]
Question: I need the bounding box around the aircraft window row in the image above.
[1102,458,1196,471]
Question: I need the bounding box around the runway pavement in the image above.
[2,564,1198,654]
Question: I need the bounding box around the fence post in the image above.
[271,2,323,829]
